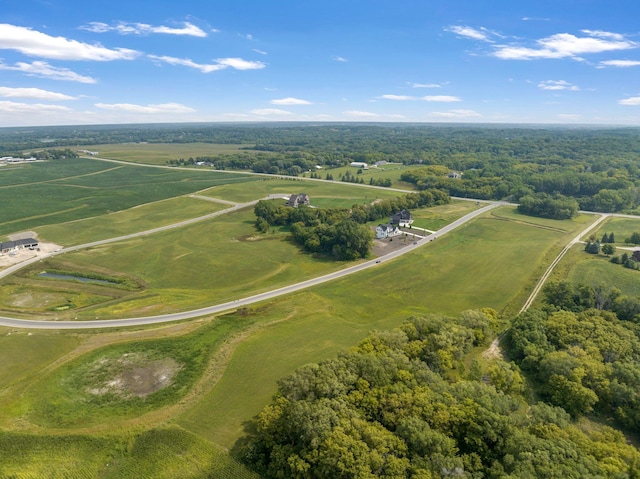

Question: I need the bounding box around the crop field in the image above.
[35,196,228,246]
[200,177,405,204]
[77,142,260,165]
[0,158,258,236]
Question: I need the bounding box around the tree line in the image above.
[239,309,640,478]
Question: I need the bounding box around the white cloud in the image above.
[446,26,492,42]
[411,83,442,88]
[0,60,97,83]
[0,87,75,100]
[343,110,380,118]
[493,31,637,60]
[216,57,265,70]
[538,80,580,91]
[600,59,640,67]
[431,109,481,118]
[619,96,640,106]
[423,95,461,102]
[81,21,207,37]
[581,30,625,41]
[250,108,293,116]
[240,33,254,40]
[332,56,348,62]
[0,100,71,113]
[380,94,415,101]
[253,49,268,55]
[0,23,139,61]
[149,55,265,72]
[271,97,311,105]
[95,102,195,113]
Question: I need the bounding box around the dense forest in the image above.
[239,309,640,478]
[4,123,640,212]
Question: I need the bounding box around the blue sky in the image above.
[1,0,640,127]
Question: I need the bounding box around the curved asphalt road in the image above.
[0,202,501,330]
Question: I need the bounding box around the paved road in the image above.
[0,203,501,330]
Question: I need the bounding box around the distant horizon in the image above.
[2,120,640,132]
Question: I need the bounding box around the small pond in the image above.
[38,272,117,286]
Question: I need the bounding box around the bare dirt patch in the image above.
[482,337,504,360]
[87,353,181,399]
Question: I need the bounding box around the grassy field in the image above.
[590,216,640,244]
[78,142,260,165]
[200,177,406,204]
[179,206,590,448]
[0,206,599,473]
[318,162,424,187]
[2,208,351,319]
[35,196,228,246]
[0,158,258,236]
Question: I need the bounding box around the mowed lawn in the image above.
[200,178,405,205]
[77,142,261,165]
[179,207,590,448]
[36,196,228,246]
[0,158,258,236]
[591,216,640,244]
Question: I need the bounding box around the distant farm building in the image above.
[448,171,462,179]
[376,224,401,239]
[390,209,413,227]
[349,161,369,169]
[287,193,311,208]
[0,237,39,254]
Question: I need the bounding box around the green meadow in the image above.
[78,142,260,165]
[592,216,640,244]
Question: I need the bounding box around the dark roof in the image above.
[0,237,38,251]
[390,209,412,223]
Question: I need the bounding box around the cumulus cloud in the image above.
[0,87,75,100]
[80,21,207,37]
[600,59,640,67]
[149,55,265,72]
[250,108,293,116]
[0,23,139,61]
[423,95,461,102]
[0,60,96,83]
[431,109,481,118]
[538,80,580,91]
[332,56,348,62]
[0,100,71,113]
[492,31,637,60]
[271,97,311,105]
[95,102,195,113]
[343,110,380,118]
[446,26,493,42]
[619,96,640,106]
